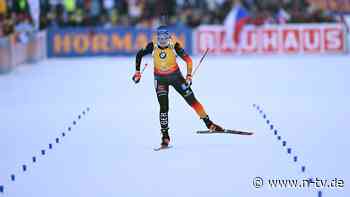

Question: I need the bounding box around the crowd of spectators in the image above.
[0,0,342,38]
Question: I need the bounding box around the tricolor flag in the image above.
[224,3,250,47]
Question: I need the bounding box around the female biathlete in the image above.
[132,26,223,148]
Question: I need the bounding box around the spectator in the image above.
[15,12,35,43]
[0,0,7,16]
[275,7,291,24]
[13,0,30,15]
[0,14,4,37]
[2,0,341,30]
[64,0,76,14]
[103,0,114,12]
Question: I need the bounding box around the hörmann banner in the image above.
[47,27,192,57]
[194,24,347,55]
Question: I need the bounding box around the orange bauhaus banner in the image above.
[194,24,347,55]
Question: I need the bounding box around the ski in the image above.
[197,129,254,136]
[153,145,173,151]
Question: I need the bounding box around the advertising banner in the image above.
[47,27,193,57]
[194,24,347,55]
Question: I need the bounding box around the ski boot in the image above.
[202,116,224,132]
[161,128,170,147]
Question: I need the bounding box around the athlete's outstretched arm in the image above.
[135,42,154,71]
[174,42,193,76]
[132,42,154,84]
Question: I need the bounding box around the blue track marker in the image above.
[55,138,59,143]
[253,103,313,189]
[10,175,15,181]
[41,150,46,155]
[294,156,298,162]
[318,191,322,197]
[32,156,36,163]
[22,165,27,172]
[49,144,53,149]
[0,185,4,193]
[302,166,306,172]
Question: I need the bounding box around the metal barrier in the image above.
[0,36,14,73]
[0,31,47,74]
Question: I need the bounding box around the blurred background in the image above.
[1,0,349,68]
[0,0,347,32]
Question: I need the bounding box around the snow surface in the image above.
[0,55,349,197]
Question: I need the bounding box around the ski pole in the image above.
[186,48,209,88]
[133,63,148,83]
[141,63,148,74]
[192,48,209,78]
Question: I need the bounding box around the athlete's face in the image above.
[157,31,170,47]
